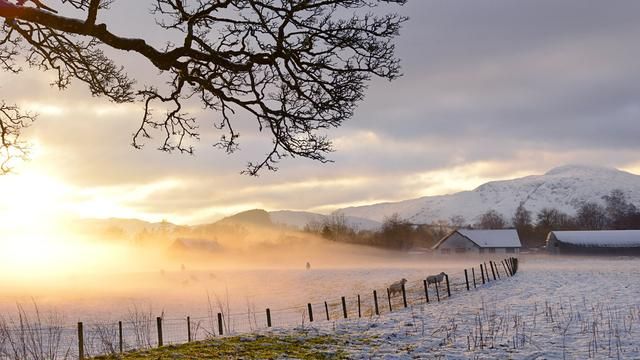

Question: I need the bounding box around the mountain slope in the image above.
[336,165,640,224]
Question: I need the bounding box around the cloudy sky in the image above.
[1,0,640,225]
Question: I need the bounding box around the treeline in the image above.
[476,189,640,247]
[306,189,640,250]
[304,213,452,250]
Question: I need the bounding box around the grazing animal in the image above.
[388,278,407,297]
[426,272,447,285]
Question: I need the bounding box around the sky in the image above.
[2,0,640,226]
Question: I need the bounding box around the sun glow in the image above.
[0,160,140,278]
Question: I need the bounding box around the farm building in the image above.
[433,229,522,254]
[546,230,640,255]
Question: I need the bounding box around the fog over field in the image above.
[0,222,463,323]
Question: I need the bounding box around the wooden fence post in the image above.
[217,313,223,335]
[490,261,497,280]
[494,261,501,279]
[77,322,84,360]
[401,282,408,308]
[501,260,509,276]
[118,320,123,353]
[472,267,477,288]
[156,317,163,347]
[308,303,314,322]
[341,296,348,319]
[324,301,330,321]
[505,258,513,275]
[480,264,486,284]
[435,281,440,302]
[266,309,272,327]
[387,288,392,312]
[423,280,430,303]
[187,317,191,343]
[485,262,491,282]
[464,269,470,291]
[357,295,362,318]
[373,290,379,315]
[445,274,451,297]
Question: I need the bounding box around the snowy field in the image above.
[1,255,639,359]
[282,256,640,359]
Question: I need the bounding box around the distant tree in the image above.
[303,220,324,234]
[378,213,414,249]
[512,203,536,247]
[535,207,573,232]
[602,189,637,229]
[475,210,507,229]
[449,215,467,228]
[512,203,532,230]
[320,214,354,242]
[575,202,607,230]
[0,0,408,175]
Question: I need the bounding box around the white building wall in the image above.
[438,232,480,254]
[438,232,521,254]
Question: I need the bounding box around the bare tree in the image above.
[449,214,466,228]
[602,189,637,229]
[475,209,506,229]
[535,207,573,232]
[0,0,407,174]
[511,202,532,230]
[574,201,607,230]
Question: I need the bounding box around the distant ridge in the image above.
[335,165,640,225]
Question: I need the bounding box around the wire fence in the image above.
[0,257,519,359]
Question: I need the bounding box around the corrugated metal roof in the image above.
[551,230,640,248]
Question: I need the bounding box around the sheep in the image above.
[388,278,407,297]
[426,272,447,285]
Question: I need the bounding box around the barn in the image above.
[433,229,522,255]
[546,230,640,255]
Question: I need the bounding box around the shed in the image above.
[433,229,522,255]
[546,230,640,255]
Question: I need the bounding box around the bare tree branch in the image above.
[0,0,407,175]
[0,102,35,174]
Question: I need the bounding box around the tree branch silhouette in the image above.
[0,0,407,175]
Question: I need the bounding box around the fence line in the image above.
[0,257,519,360]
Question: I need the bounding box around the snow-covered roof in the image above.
[457,229,522,248]
[551,230,640,248]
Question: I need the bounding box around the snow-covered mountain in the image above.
[335,165,640,225]
[269,210,382,231]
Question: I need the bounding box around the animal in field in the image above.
[426,272,447,285]
[306,262,311,270]
[388,278,407,297]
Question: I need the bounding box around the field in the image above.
[1,255,639,359]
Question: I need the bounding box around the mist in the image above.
[0,217,476,324]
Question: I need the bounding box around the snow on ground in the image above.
[268,256,640,359]
[2,256,639,359]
